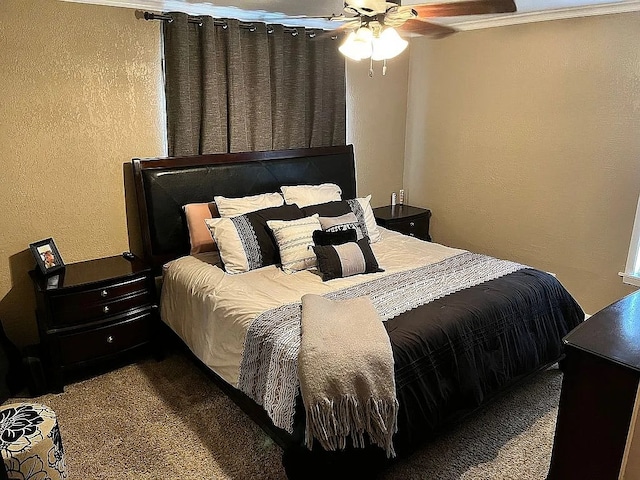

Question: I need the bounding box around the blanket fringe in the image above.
[304,395,399,458]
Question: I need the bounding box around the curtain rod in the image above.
[142,11,330,38]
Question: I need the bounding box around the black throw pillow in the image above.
[312,238,383,281]
[312,229,357,247]
[245,204,305,265]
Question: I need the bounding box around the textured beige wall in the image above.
[404,13,640,314]
[0,0,164,346]
[347,53,408,207]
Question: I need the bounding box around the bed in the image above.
[132,145,584,478]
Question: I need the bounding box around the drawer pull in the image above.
[106,335,114,344]
[102,306,110,314]
[100,290,108,298]
[409,221,415,227]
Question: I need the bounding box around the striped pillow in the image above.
[205,205,303,274]
[302,195,381,243]
[318,213,365,240]
[267,215,321,274]
[312,238,383,281]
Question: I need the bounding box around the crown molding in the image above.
[61,0,341,28]
[62,0,640,30]
[444,1,640,31]
[63,0,163,10]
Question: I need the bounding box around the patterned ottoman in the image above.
[0,403,67,479]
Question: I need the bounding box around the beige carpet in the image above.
[8,353,562,479]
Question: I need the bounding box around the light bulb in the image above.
[371,27,408,61]
[338,27,373,60]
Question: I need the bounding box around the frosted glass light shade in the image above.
[338,27,373,60]
[371,27,408,61]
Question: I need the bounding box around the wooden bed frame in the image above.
[133,145,356,274]
[131,145,569,478]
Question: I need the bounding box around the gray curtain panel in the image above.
[163,13,346,156]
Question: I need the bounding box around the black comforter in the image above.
[279,267,584,479]
[285,268,583,478]
[386,268,583,453]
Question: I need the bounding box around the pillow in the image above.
[280,183,342,208]
[205,205,303,274]
[214,192,284,218]
[302,195,381,243]
[312,238,383,281]
[183,202,219,254]
[267,215,322,274]
[312,229,357,247]
[318,212,364,240]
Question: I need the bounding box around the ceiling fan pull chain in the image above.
[383,59,387,76]
[369,57,374,78]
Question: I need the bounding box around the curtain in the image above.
[163,13,346,156]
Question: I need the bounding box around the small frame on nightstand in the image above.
[372,204,432,242]
[29,238,65,275]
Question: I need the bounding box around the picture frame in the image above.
[29,238,65,275]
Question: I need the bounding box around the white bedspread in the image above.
[160,228,465,387]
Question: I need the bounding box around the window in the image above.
[621,195,640,286]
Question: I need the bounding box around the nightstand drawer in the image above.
[49,277,151,326]
[388,216,429,240]
[57,311,154,366]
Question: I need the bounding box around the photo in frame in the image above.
[29,238,65,275]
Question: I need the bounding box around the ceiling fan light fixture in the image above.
[338,27,374,61]
[371,27,408,61]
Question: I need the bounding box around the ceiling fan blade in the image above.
[283,14,356,21]
[397,18,456,38]
[411,0,516,18]
[332,20,361,31]
[384,4,418,27]
[315,20,360,38]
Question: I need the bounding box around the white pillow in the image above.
[347,195,382,243]
[280,183,342,208]
[352,195,381,243]
[267,215,321,274]
[205,217,252,274]
[318,212,365,240]
[214,192,283,218]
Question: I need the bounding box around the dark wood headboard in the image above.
[132,145,356,272]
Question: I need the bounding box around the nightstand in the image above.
[29,255,157,392]
[372,204,432,241]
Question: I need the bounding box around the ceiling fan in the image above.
[333,0,516,39]
[325,0,516,74]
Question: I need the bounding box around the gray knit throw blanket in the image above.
[298,294,398,457]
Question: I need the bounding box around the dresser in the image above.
[547,290,640,480]
[372,204,431,241]
[30,255,157,391]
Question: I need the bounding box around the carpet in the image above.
[8,353,562,479]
